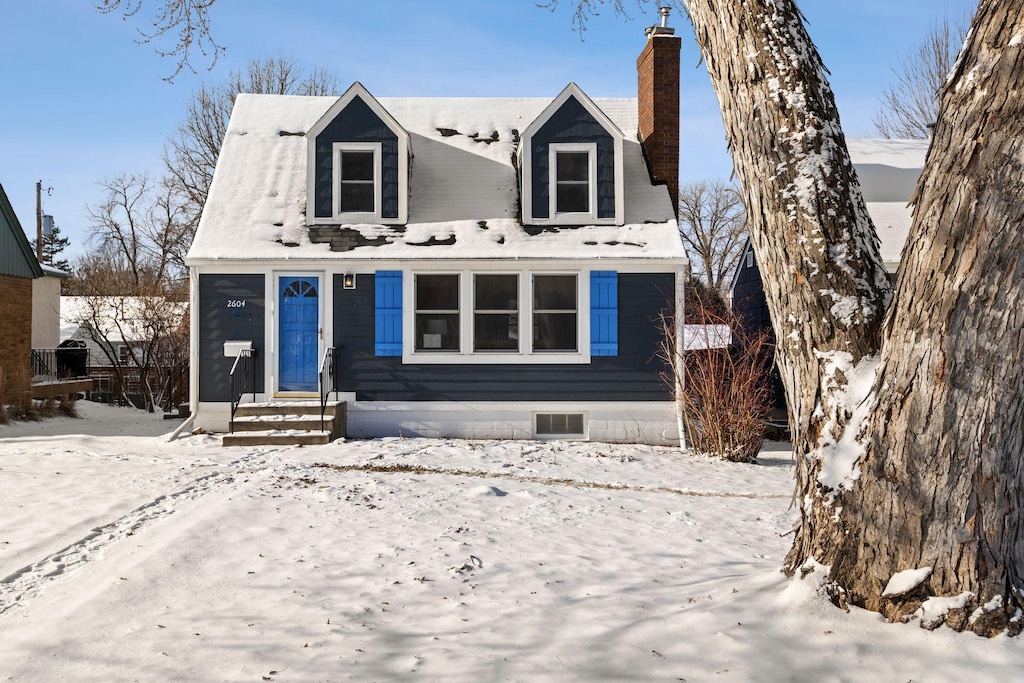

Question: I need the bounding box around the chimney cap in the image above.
[645,6,676,36]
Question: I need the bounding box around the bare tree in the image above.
[164,55,342,236]
[677,180,746,295]
[67,174,191,411]
[554,0,1024,635]
[84,173,190,285]
[93,0,224,82]
[873,11,974,139]
[68,247,187,412]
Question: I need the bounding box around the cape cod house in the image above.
[186,18,689,446]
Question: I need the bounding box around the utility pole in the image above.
[35,180,42,264]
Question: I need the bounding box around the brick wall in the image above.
[637,32,681,214]
[0,273,33,395]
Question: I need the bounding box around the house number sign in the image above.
[226,299,247,308]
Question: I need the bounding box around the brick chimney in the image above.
[637,6,681,215]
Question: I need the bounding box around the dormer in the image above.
[517,83,625,227]
[306,82,411,225]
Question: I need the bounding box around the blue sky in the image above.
[0,0,973,260]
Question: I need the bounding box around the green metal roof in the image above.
[0,181,44,279]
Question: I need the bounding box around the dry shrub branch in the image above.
[659,284,774,462]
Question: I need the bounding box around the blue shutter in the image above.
[590,270,618,357]
[375,271,402,356]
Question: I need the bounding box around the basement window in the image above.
[535,413,587,439]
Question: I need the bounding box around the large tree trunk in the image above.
[682,0,891,568]
[827,2,1024,635]
[684,0,1024,634]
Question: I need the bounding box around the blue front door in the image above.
[279,276,319,392]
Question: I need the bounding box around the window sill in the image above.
[401,350,591,365]
[527,214,620,227]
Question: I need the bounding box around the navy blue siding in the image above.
[314,95,399,220]
[531,96,615,220]
[333,273,671,401]
[198,274,266,402]
[730,241,786,412]
[731,242,772,334]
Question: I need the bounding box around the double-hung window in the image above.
[405,270,587,362]
[333,142,381,220]
[415,274,460,351]
[474,274,519,351]
[532,274,578,352]
[549,143,596,220]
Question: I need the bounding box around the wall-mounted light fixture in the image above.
[343,273,356,289]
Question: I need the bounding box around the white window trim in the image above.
[472,272,521,354]
[331,142,383,223]
[531,272,580,354]
[548,143,598,223]
[413,272,462,353]
[402,267,591,365]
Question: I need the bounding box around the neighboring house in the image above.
[186,19,689,444]
[0,181,44,397]
[61,296,189,408]
[731,138,929,414]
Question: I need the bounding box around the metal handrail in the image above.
[319,346,338,433]
[30,347,90,383]
[30,349,53,379]
[229,349,255,434]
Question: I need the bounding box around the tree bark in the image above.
[681,0,891,569]
[828,1,1024,635]
[683,0,1024,634]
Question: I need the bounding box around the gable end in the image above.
[519,84,624,227]
[0,182,44,280]
[306,83,410,225]
[313,96,400,220]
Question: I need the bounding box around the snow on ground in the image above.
[1,403,1022,681]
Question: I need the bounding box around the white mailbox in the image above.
[223,340,253,358]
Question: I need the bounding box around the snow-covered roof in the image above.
[40,264,71,279]
[849,138,928,270]
[61,296,188,343]
[187,93,685,263]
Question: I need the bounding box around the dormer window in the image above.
[334,143,381,217]
[307,82,410,226]
[518,83,624,227]
[551,144,596,217]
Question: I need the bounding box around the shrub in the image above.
[658,286,774,462]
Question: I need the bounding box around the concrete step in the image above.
[232,414,335,432]
[222,429,333,447]
[234,401,344,418]
[225,401,346,446]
